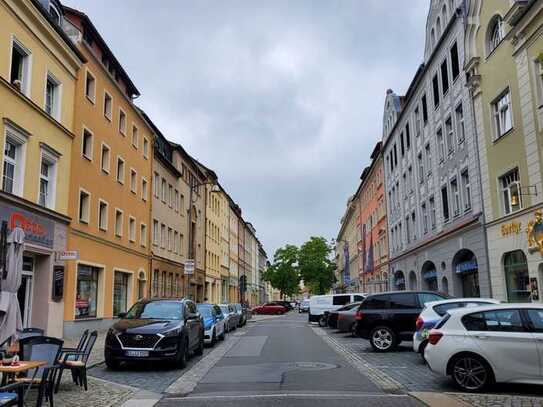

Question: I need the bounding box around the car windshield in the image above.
[235,304,242,311]
[197,305,213,317]
[125,301,182,320]
[220,306,229,314]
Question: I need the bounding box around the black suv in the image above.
[354,291,447,352]
[104,298,204,369]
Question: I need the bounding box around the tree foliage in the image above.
[263,244,300,299]
[298,236,336,295]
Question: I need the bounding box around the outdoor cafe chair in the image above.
[59,330,88,360]
[0,382,24,407]
[17,329,44,341]
[54,331,97,393]
[16,336,63,407]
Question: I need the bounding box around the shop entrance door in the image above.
[17,255,34,328]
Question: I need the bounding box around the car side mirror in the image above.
[118,312,127,319]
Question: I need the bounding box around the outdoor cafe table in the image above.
[0,360,47,402]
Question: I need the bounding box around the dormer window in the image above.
[49,4,61,25]
[489,16,504,53]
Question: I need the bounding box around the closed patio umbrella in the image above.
[0,227,25,346]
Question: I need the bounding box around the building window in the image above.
[45,73,61,120]
[153,220,159,246]
[451,177,460,217]
[168,184,173,207]
[130,168,137,193]
[3,129,26,196]
[440,58,449,95]
[104,92,112,120]
[119,109,126,135]
[168,227,173,251]
[140,223,147,247]
[100,143,110,173]
[400,132,405,156]
[116,157,125,184]
[75,264,100,319]
[441,186,450,222]
[129,216,136,242]
[78,189,90,223]
[488,16,504,53]
[98,200,108,231]
[411,212,416,241]
[161,223,166,248]
[414,107,421,136]
[425,143,431,174]
[405,123,410,149]
[161,178,167,202]
[445,117,454,154]
[152,270,159,297]
[82,129,93,160]
[455,104,465,143]
[422,203,428,234]
[450,42,460,81]
[175,190,179,212]
[153,172,159,198]
[492,89,513,139]
[437,128,445,162]
[10,39,31,95]
[48,3,61,24]
[85,70,95,102]
[115,209,123,237]
[503,250,530,302]
[500,168,522,215]
[429,196,436,229]
[417,153,424,183]
[174,231,179,254]
[113,271,130,316]
[422,94,428,124]
[142,178,148,201]
[143,138,149,159]
[132,125,138,148]
[39,152,57,208]
[432,73,440,109]
[461,169,471,211]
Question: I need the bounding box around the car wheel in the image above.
[369,326,397,352]
[211,328,217,346]
[318,316,327,327]
[219,328,225,341]
[451,354,493,392]
[195,331,204,356]
[176,339,188,369]
[105,356,120,370]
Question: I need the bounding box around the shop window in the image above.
[75,264,100,319]
[500,168,521,215]
[504,250,530,302]
[113,271,130,316]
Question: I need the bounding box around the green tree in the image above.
[263,244,300,299]
[298,236,336,295]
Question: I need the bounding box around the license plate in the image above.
[125,350,149,357]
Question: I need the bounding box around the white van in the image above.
[308,293,366,325]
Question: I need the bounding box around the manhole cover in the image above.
[292,362,338,371]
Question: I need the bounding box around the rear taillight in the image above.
[428,331,443,345]
[355,311,364,321]
[416,317,424,331]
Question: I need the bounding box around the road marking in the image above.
[311,327,404,393]
[166,392,412,401]
[164,331,247,396]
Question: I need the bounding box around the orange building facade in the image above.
[357,142,389,294]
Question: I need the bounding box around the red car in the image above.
[253,303,287,315]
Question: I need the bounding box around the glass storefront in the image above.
[113,271,129,316]
[504,250,530,302]
[76,264,99,319]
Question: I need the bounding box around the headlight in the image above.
[162,328,182,337]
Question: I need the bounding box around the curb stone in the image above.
[410,392,471,407]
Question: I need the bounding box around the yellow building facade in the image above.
[205,183,221,303]
[228,203,240,302]
[62,7,153,336]
[0,0,83,337]
[218,189,230,303]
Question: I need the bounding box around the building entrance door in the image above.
[17,255,34,328]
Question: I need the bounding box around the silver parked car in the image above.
[219,304,240,332]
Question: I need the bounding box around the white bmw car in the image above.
[425,303,543,392]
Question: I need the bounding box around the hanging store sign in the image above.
[184,259,195,275]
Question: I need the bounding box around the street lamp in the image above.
[186,179,219,300]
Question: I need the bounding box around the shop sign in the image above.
[57,250,78,261]
[455,260,478,274]
[527,210,543,255]
[184,259,195,275]
[0,202,54,248]
[501,222,522,237]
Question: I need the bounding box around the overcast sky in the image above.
[64,0,429,256]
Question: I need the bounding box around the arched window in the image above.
[489,16,504,53]
[503,250,530,302]
[441,276,449,295]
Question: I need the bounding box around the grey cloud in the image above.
[64,0,429,253]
